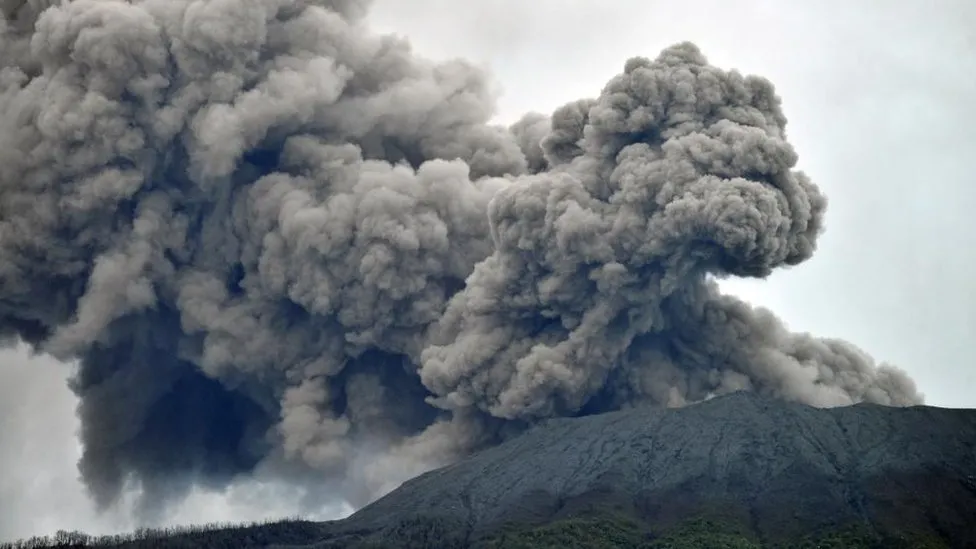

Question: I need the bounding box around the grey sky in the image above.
[1,0,974,542]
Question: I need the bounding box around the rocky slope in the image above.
[315,391,976,547]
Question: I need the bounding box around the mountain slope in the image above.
[317,391,976,547]
[6,392,976,548]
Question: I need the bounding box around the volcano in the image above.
[311,391,976,547]
[14,391,974,548]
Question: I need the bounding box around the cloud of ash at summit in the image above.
[0,0,920,517]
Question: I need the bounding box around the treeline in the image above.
[0,517,327,549]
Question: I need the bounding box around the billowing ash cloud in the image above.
[0,0,920,517]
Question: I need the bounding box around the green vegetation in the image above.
[0,514,955,548]
[478,514,646,548]
[476,516,761,549]
[327,516,470,549]
[476,515,949,549]
[783,524,951,549]
[643,518,760,549]
[0,518,326,549]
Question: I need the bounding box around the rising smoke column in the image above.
[418,46,920,422]
[0,0,919,517]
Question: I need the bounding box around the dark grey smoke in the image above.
[0,0,920,518]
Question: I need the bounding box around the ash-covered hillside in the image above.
[312,391,976,547]
[11,393,973,548]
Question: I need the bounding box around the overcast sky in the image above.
[1,0,974,542]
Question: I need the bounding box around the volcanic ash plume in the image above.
[0,0,920,515]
